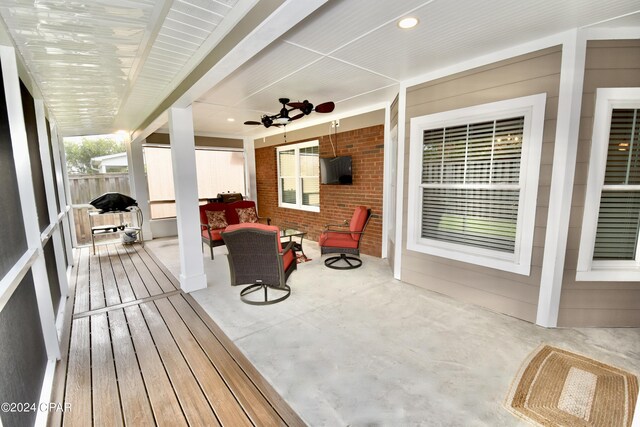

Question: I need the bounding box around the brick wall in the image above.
[255,124,384,257]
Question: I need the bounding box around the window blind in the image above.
[421,117,524,253]
[594,108,640,260]
[279,149,297,205]
[300,145,319,207]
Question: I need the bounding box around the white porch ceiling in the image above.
[0,0,638,138]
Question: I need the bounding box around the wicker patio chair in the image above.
[221,223,297,305]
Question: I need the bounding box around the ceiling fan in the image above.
[244,97,335,128]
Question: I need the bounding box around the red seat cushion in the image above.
[349,206,369,240]
[202,228,224,241]
[224,223,294,270]
[319,231,359,249]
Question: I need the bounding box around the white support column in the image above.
[381,102,391,259]
[537,30,587,327]
[393,85,408,280]
[243,137,257,201]
[50,122,74,262]
[127,138,153,240]
[34,100,68,300]
[1,46,60,360]
[168,106,207,292]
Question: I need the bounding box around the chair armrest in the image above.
[200,222,212,239]
[280,240,295,255]
[322,229,366,235]
[258,216,271,225]
[324,220,349,231]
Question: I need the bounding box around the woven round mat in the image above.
[506,345,638,426]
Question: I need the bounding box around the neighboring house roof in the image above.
[91,152,128,169]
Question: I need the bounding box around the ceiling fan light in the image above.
[273,117,290,125]
[397,16,419,29]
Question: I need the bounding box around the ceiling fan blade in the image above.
[243,121,262,125]
[315,101,335,113]
[290,113,304,121]
[287,102,305,109]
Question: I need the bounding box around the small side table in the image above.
[279,228,308,261]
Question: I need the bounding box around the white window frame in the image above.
[276,140,320,213]
[576,88,640,282]
[407,94,546,275]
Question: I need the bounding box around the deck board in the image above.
[124,304,187,427]
[98,245,122,306]
[169,295,287,426]
[61,316,91,427]
[154,298,253,427]
[91,312,123,427]
[114,243,152,299]
[106,244,136,303]
[109,309,156,426]
[88,246,105,310]
[50,242,305,427]
[138,301,221,427]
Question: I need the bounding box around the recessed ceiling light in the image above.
[227,118,235,122]
[397,17,419,29]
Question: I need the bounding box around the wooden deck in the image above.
[49,243,305,427]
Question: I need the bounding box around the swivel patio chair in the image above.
[221,223,296,305]
[319,206,371,269]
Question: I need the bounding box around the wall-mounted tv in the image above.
[320,156,352,185]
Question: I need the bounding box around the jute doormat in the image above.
[506,345,638,426]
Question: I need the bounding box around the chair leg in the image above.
[324,253,363,270]
[210,244,214,260]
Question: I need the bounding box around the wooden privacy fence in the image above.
[68,173,132,245]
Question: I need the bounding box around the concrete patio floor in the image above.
[146,237,640,426]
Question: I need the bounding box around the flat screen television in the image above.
[320,156,352,185]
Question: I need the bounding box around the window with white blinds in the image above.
[577,88,640,281]
[408,94,546,275]
[576,88,640,281]
[276,140,320,212]
[421,118,523,254]
[594,109,640,260]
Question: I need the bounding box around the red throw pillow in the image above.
[236,207,258,223]
[206,210,228,229]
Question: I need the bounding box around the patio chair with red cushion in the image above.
[221,223,296,305]
[319,206,371,269]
